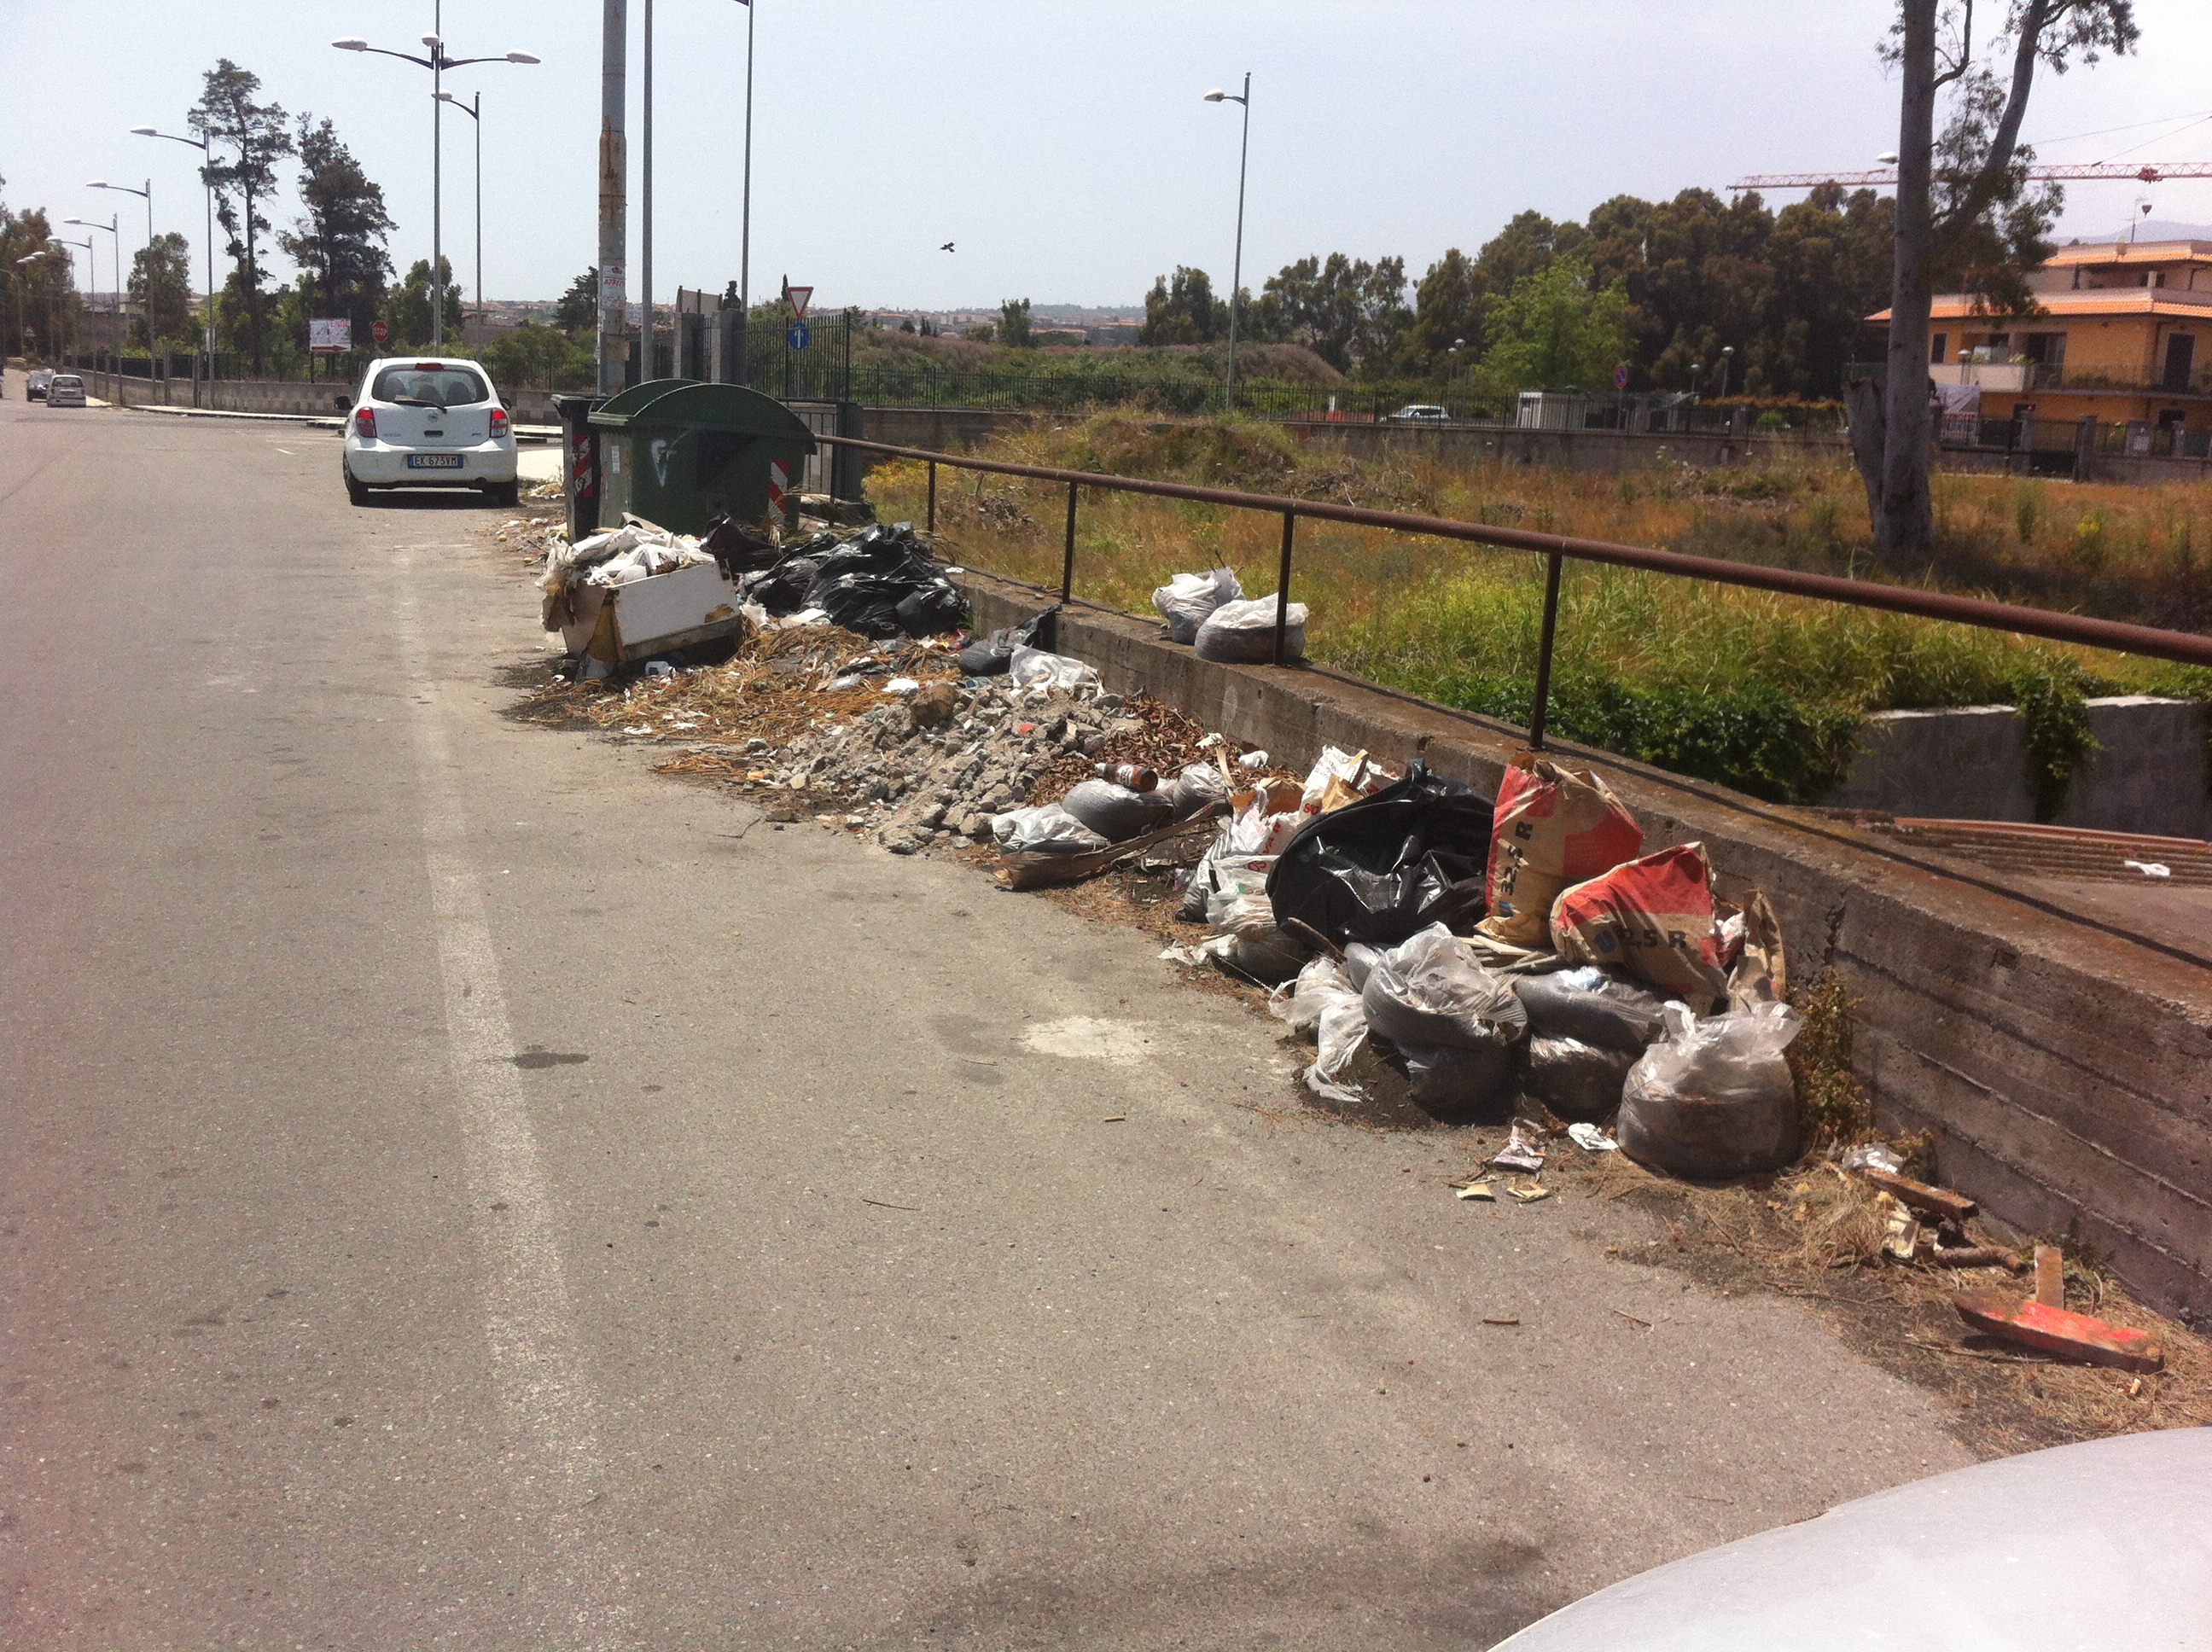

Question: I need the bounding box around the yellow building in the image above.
[1872,239,2212,445]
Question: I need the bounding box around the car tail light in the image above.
[490,405,509,438]
[353,407,377,438]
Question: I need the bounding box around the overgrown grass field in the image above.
[866,416,2212,806]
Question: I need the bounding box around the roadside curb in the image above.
[121,402,557,441]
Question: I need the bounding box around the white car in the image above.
[45,373,85,408]
[1385,403,1450,423]
[343,357,517,507]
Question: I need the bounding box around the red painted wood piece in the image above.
[1953,1292,2165,1373]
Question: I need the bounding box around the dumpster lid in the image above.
[590,379,816,446]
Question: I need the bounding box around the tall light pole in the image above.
[1720,344,1735,401]
[597,0,628,393]
[130,127,216,358]
[1204,73,1251,413]
[434,90,484,347]
[642,0,655,380]
[56,238,96,357]
[64,215,120,361]
[333,13,538,351]
[11,251,48,363]
[89,179,153,351]
[736,0,756,386]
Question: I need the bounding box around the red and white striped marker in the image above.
[767,459,789,521]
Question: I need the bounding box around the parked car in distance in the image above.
[342,356,518,507]
[27,369,55,401]
[1384,404,1450,423]
[45,374,85,408]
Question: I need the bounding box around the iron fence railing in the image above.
[809,430,2212,753]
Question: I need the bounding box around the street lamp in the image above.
[10,251,48,363]
[1203,73,1252,413]
[55,238,96,356]
[433,90,486,348]
[736,0,758,385]
[333,11,539,349]
[131,127,218,358]
[64,215,120,363]
[1720,344,1736,401]
[89,180,153,351]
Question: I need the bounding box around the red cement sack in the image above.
[1549,841,1732,1012]
[1476,758,1644,948]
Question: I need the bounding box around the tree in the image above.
[486,320,592,389]
[998,297,1033,348]
[1139,266,1227,345]
[0,201,84,359]
[1850,0,2137,561]
[1474,258,1630,396]
[555,266,598,335]
[127,231,195,348]
[279,116,393,350]
[1260,253,1410,374]
[190,59,294,374]
[385,257,464,351]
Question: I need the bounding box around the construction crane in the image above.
[1730,162,2212,189]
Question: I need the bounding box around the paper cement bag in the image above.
[1476,756,1643,948]
[1549,841,1732,1013]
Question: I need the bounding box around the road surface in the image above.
[0,384,1975,1649]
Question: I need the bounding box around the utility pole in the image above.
[738,0,755,386]
[597,0,628,393]
[641,0,654,382]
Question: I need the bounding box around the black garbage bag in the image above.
[894,579,969,638]
[701,515,786,578]
[958,605,1060,676]
[1512,966,1671,1053]
[744,555,824,615]
[800,524,968,638]
[1060,779,1175,842]
[1401,1042,1517,1121]
[1266,763,1495,948]
[1521,1035,1638,1121]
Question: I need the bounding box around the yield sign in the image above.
[784,283,813,320]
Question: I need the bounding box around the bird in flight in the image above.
[940,241,956,253]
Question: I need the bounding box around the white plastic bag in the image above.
[1617,1001,1803,1179]
[1360,922,1528,1051]
[1205,892,1312,984]
[1268,957,1369,1103]
[1193,596,1308,664]
[1170,761,1229,819]
[1152,567,1244,644]
[1300,745,1381,812]
[1007,646,1103,695]
[991,802,1109,854]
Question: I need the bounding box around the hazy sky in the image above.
[8,0,2212,312]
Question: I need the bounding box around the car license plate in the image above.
[406,453,464,469]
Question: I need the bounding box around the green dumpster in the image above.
[589,379,817,535]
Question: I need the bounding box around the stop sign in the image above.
[372,319,390,345]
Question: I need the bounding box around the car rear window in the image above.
[52,376,82,387]
[370,364,490,408]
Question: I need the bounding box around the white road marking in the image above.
[390,550,632,1648]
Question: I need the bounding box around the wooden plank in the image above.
[2035,1244,2065,1307]
[1855,1165,1976,1223]
[1953,1292,2164,1372]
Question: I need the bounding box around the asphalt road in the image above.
[0,387,1975,1650]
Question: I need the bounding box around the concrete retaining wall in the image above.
[953,569,2212,1322]
[99,374,563,423]
[1825,696,2211,837]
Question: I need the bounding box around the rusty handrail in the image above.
[813,431,2212,684]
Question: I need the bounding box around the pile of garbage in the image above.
[707,519,967,641]
[1191,752,1807,1177]
[537,519,718,631]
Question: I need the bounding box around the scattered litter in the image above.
[1159,941,1210,967]
[1490,1124,1548,1173]
[1610,1308,1653,1329]
[958,606,1057,677]
[2035,1244,2065,1308]
[1853,1164,1976,1224]
[1456,1181,1498,1202]
[1267,956,1369,1102]
[643,659,676,677]
[1551,841,1732,1013]
[1266,762,1491,947]
[2123,858,2173,877]
[1481,1314,1520,1325]
[1008,646,1103,697]
[1617,1001,1804,1179]
[882,677,921,695]
[1841,1143,1906,1176]
[1567,1122,1619,1152]
[1237,749,1272,771]
[992,803,1109,855]
[1101,1114,1127,1123]
[1506,1181,1551,1203]
[1953,1292,2164,1372]
[1061,777,1176,842]
[1094,762,1160,792]
[859,1197,921,1212]
[1153,567,1243,643]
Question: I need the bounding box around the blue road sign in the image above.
[788,322,812,350]
[1614,364,1630,390]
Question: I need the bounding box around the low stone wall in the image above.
[1825,696,2210,837]
[102,374,562,423]
[952,568,2212,1322]
[1283,420,1851,474]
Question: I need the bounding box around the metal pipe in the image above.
[1229,71,1249,412]
[926,460,937,533]
[1528,550,1564,751]
[806,431,2212,670]
[1272,509,1295,666]
[1061,480,1079,603]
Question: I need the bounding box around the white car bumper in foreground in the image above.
[345,439,518,486]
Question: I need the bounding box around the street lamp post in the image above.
[88,179,152,352]
[333,10,538,351]
[735,0,757,386]
[64,216,120,365]
[1720,344,1736,402]
[434,90,485,348]
[1202,74,1251,413]
[130,127,217,360]
[10,251,48,363]
[56,238,96,358]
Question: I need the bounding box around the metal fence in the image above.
[810,430,2212,753]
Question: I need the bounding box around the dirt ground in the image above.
[488,505,2210,1463]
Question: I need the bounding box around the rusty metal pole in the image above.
[926,460,937,533]
[1527,550,1564,751]
[1060,480,1079,603]
[1272,509,1296,666]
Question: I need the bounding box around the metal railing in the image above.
[812,431,2212,752]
